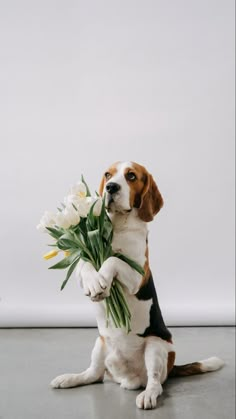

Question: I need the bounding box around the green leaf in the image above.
[75,242,96,267]
[73,220,88,244]
[86,205,99,232]
[113,253,145,276]
[87,229,100,248]
[67,230,96,263]
[49,251,79,269]
[103,242,113,261]
[60,257,80,290]
[102,219,113,242]
[81,175,91,197]
[57,239,77,250]
[87,229,103,269]
[57,231,82,250]
[46,226,64,239]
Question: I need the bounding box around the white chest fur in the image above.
[110,210,148,264]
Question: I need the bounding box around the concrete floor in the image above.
[0,327,235,419]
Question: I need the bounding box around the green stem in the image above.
[110,287,124,327]
[125,315,131,334]
[107,301,120,328]
[109,290,122,327]
[114,281,131,318]
[113,288,130,321]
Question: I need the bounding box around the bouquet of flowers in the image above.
[37,177,144,333]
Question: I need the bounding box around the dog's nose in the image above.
[106,182,121,194]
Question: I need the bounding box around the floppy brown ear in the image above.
[138,174,163,222]
[99,176,105,196]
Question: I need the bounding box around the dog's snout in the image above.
[106,182,121,195]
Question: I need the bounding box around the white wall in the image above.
[0,0,234,327]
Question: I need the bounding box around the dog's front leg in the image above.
[76,259,109,301]
[136,337,167,409]
[99,257,142,295]
[51,336,106,389]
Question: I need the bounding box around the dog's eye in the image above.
[126,172,137,181]
[105,172,111,180]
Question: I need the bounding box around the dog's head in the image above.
[99,161,163,222]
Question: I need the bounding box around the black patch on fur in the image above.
[135,273,172,342]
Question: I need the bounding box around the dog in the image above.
[51,161,224,409]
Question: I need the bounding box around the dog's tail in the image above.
[169,357,224,378]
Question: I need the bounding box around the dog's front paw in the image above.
[51,373,80,389]
[83,272,109,302]
[98,259,115,295]
[136,384,163,409]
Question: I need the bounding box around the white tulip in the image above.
[55,211,71,229]
[63,195,79,212]
[64,194,78,206]
[75,196,102,217]
[37,211,56,232]
[37,181,101,234]
[55,205,80,229]
[92,197,103,216]
[64,205,81,226]
[77,197,93,217]
[64,194,92,218]
[70,181,87,198]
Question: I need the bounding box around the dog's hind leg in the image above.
[51,336,106,389]
[136,337,168,409]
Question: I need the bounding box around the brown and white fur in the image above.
[51,161,224,410]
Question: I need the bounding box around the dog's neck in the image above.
[108,209,147,234]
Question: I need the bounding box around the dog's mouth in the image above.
[106,194,132,214]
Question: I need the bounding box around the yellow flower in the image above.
[43,250,59,260]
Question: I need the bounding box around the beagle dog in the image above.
[51,161,224,410]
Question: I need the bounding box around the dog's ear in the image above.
[99,176,105,196]
[138,173,163,222]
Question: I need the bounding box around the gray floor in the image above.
[0,327,235,419]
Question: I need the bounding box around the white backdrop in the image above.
[0,0,235,327]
